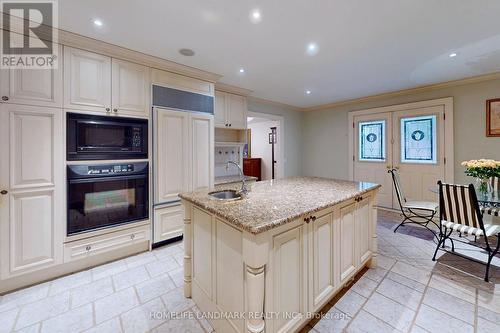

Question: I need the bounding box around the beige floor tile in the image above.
[83,317,122,333]
[385,271,426,293]
[153,244,183,260]
[94,288,139,324]
[49,270,92,296]
[191,306,214,333]
[477,317,500,333]
[0,282,50,313]
[312,307,351,333]
[333,290,366,317]
[14,323,40,333]
[427,274,476,304]
[415,304,473,333]
[377,255,397,270]
[346,309,401,333]
[477,305,500,323]
[126,251,158,269]
[91,259,128,281]
[350,275,378,298]
[70,277,114,308]
[376,278,423,310]
[161,288,194,313]
[145,257,180,278]
[112,266,150,291]
[363,267,388,283]
[168,267,184,288]
[477,289,500,314]
[152,315,204,333]
[120,297,167,333]
[409,325,429,333]
[0,307,19,333]
[391,261,431,285]
[135,275,176,304]
[363,292,415,332]
[40,303,93,333]
[15,291,70,330]
[422,287,475,324]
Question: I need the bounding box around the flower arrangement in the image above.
[461,159,500,194]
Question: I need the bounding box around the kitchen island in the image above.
[179,177,380,333]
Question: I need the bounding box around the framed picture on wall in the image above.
[486,98,500,137]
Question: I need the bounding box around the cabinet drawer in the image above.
[64,224,150,262]
[151,69,214,96]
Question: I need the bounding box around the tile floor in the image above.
[0,210,499,333]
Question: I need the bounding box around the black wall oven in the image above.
[67,113,148,161]
[67,162,149,235]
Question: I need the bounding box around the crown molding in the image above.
[247,96,302,111]
[215,82,253,96]
[301,71,500,112]
[1,13,222,83]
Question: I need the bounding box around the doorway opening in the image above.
[245,112,284,181]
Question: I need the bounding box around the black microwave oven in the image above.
[67,113,148,161]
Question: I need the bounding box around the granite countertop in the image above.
[179,177,380,234]
[214,175,258,186]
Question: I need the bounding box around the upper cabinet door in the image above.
[64,47,112,113]
[227,93,247,129]
[112,59,150,118]
[0,46,62,107]
[214,91,227,127]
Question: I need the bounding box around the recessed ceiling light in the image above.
[306,43,319,56]
[93,19,103,27]
[239,68,245,73]
[249,9,262,23]
[449,52,457,58]
[179,48,195,56]
[306,90,312,95]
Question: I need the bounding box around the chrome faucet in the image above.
[226,161,247,194]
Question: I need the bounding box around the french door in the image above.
[352,104,447,209]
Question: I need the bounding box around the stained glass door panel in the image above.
[359,120,386,162]
[400,115,437,164]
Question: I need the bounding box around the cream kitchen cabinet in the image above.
[64,47,149,118]
[154,108,213,242]
[153,204,184,244]
[339,202,357,283]
[355,195,373,266]
[0,104,63,279]
[64,47,112,113]
[214,90,247,129]
[0,45,62,107]
[111,59,150,117]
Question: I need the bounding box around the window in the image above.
[359,120,386,161]
[400,115,437,164]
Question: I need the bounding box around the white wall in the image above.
[302,78,500,184]
[247,98,303,177]
[248,120,281,180]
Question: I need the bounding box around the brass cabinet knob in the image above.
[1,96,9,101]
[304,217,310,223]
[0,190,8,195]
[85,245,91,251]
[311,216,317,222]
[113,108,118,113]
[105,107,110,112]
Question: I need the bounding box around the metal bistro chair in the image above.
[388,169,439,238]
[481,176,499,217]
[432,181,500,282]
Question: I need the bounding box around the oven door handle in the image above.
[68,174,148,184]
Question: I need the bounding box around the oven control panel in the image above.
[87,164,134,175]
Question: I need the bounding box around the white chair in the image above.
[388,169,439,238]
[432,181,500,282]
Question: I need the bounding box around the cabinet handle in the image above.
[1,96,9,101]
[130,234,135,240]
[304,217,310,223]
[229,123,232,127]
[113,108,118,113]
[85,245,91,251]
[311,216,317,222]
[0,190,8,195]
[105,107,110,112]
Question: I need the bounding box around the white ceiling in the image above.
[58,0,500,108]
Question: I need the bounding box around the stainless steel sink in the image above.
[208,190,243,201]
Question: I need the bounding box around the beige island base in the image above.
[179,177,380,333]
